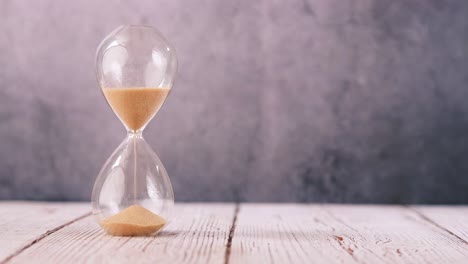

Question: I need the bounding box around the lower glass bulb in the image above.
[91,133,174,236]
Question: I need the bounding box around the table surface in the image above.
[0,202,467,264]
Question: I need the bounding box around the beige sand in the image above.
[100,205,166,236]
[102,87,170,131]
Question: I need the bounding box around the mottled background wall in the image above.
[1,0,468,203]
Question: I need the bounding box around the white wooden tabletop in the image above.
[0,202,467,264]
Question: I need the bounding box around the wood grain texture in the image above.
[324,205,468,264]
[1,203,468,264]
[230,204,468,264]
[6,203,235,264]
[412,206,468,244]
[0,202,90,262]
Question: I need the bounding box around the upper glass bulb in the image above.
[96,25,177,132]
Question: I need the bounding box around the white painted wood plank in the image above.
[230,204,468,264]
[230,204,359,264]
[324,205,468,264]
[7,203,235,264]
[412,206,468,243]
[0,201,90,262]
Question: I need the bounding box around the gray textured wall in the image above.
[1,0,468,203]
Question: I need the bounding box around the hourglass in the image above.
[91,25,177,236]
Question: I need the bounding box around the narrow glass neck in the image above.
[127,130,144,138]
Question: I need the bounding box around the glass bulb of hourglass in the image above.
[92,25,177,236]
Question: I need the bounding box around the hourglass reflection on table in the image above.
[91,25,177,236]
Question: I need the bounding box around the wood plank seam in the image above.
[224,203,240,264]
[407,207,468,246]
[0,212,92,264]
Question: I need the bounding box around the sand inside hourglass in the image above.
[100,87,170,236]
[100,205,166,236]
[102,87,170,131]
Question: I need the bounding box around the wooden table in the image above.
[0,202,467,263]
